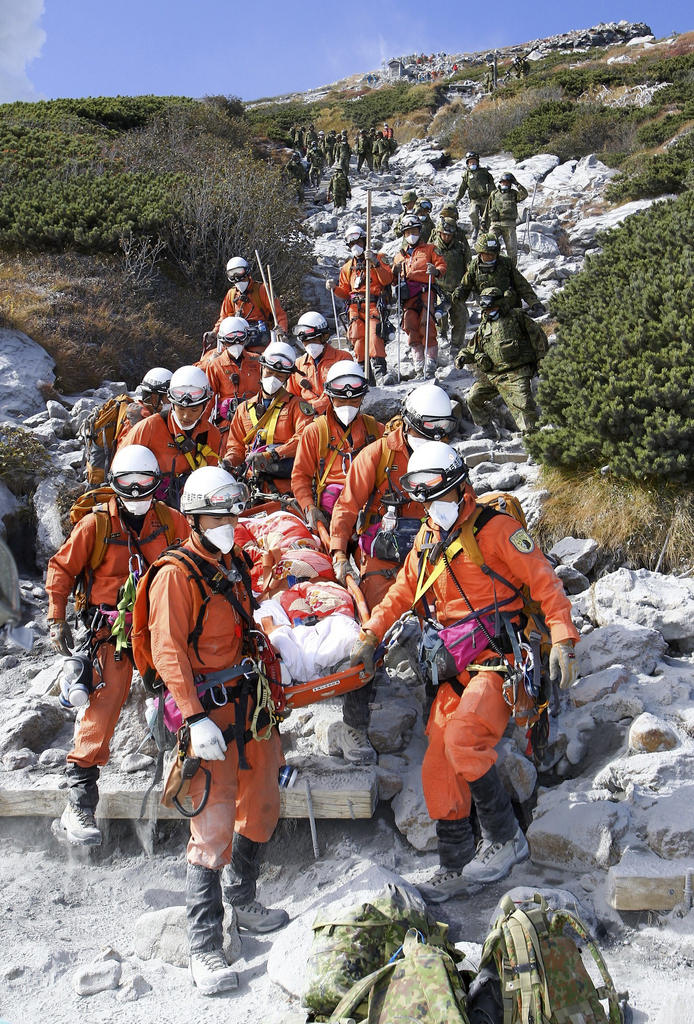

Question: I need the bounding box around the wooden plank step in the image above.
[607,852,694,911]
[0,767,377,822]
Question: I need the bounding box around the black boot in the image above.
[370,357,396,387]
[223,833,289,934]
[54,765,101,846]
[186,863,238,995]
[461,766,529,885]
[417,818,477,904]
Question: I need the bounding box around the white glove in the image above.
[549,641,578,690]
[326,279,337,291]
[189,717,227,761]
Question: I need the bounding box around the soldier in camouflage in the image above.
[455,287,547,436]
[373,131,389,172]
[356,129,373,173]
[414,199,434,244]
[285,152,307,199]
[326,129,337,165]
[455,152,495,241]
[338,132,352,176]
[393,190,418,237]
[483,171,528,266]
[307,143,326,187]
[306,123,318,148]
[433,218,471,356]
[327,167,352,209]
[454,233,545,312]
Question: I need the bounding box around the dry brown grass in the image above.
[536,467,694,574]
[0,253,217,392]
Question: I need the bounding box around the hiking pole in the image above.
[364,189,372,380]
[523,177,538,254]
[396,271,402,383]
[330,284,343,346]
[423,272,432,380]
[255,249,272,306]
[304,779,320,859]
[266,264,280,332]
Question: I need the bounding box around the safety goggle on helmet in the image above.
[324,373,368,400]
[259,346,296,374]
[401,448,468,502]
[111,470,161,499]
[180,477,250,517]
[168,382,210,407]
[292,313,329,343]
[403,396,457,442]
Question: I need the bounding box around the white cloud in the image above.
[0,0,46,103]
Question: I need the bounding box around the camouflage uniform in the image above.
[415,210,435,245]
[327,168,351,209]
[483,180,529,266]
[393,191,418,237]
[456,253,539,308]
[373,134,389,172]
[356,132,373,172]
[285,154,307,199]
[455,165,495,237]
[457,298,546,432]
[306,125,318,147]
[338,139,352,176]
[326,131,337,164]
[433,221,471,351]
[307,146,325,187]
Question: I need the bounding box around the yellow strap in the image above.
[173,436,217,473]
[243,392,288,446]
[413,535,465,606]
[316,421,352,499]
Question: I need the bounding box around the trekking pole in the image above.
[423,273,432,380]
[330,284,343,346]
[396,271,402,383]
[364,189,372,380]
[266,264,280,331]
[304,779,320,859]
[523,177,539,254]
[255,249,272,304]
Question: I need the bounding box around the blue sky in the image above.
[2,1,692,105]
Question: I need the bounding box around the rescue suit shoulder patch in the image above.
[508,527,534,554]
[300,401,315,415]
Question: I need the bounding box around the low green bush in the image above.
[605,132,694,200]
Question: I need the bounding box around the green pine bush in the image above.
[526,190,694,483]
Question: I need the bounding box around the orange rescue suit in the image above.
[333,254,393,361]
[205,348,263,410]
[225,389,313,494]
[392,242,446,352]
[286,345,352,415]
[120,410,222,484]
[213,278,288,334]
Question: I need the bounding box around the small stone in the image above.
[3,747,38,770]
[39,747,67,767]
[93,946,122,963]
[73,959,122,996]
[376,766,404,801]
[133,904,240,969]
[4,965,24,981]
[0,655,19,670]
[570,665,629,708]
[121,753,155,773]
[46,400,69,421]
[368,701,417,754]
[116,974,152,1003]
[590,692,645,724]
[549,537,599,574]
[555,564,590,594]
[629,713,678,753]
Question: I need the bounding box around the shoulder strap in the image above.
[362,414,379,444]
[89,506,113,571]
[356,437,395,534]
[153,500,177,545]
[315,417,351,499]
[328,960,397,1023]
[243,391,289,446]
[114,397,131,441]
[413,534,466,606]
[458,505,497,569]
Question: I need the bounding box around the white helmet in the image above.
[324,360,368,399]
[168,365,211,407]
[401,213,421,233]
[109,444,161,498]
[400,441,468,501]
[218,316,251,352]
[140,367,173,396]
[225,257,250,284]
[345,225,366,245]
[403,384,457,441]
[259,340,296,373]
[292,311,329,343]
[180,466,250,517]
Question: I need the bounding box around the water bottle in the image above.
[59,654,92,709]
[382,505,397,533]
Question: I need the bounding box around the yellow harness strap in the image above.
[315,418,352,499]
[243,392,288,446]
[173,435,217,472]
[413,534,465,606]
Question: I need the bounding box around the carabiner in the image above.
[209,684,228,707]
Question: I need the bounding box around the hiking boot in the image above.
[423,359,437,380]
[340,723,377,765]
[54,804,102,846]
[461,827,529,885]
[470,423,499,442]
[234,900,289,933]
[417,868,482,904]
[189,949,238,996]
[370,357,396,387]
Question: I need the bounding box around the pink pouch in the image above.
[319,484,343,516]
[358,522,380,556]
[438,613,497,672]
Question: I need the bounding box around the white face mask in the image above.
[227,344,244,360]
[120,497,152,516]
[407,433,428,451]
[262,374,284,395]
[334,404,359,426]
[405,233,419,246]
[428,499,460,531]
[235,279,249,293]
[350,244,364,256]
[305,342,324,360]
[469,163,478,170]
[203,523,235,553]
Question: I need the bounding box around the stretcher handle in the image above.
[315,521,370,625]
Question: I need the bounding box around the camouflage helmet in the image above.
[479,287,504,309]
[499,172,514,184]
[439,217,457,236]
[402,189,418,204]
[475,232,500,255]
[416,198,433,213]
[440,202,458,219]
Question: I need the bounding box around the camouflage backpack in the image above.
[302,883,460,1019]
[328,928,470,1024]
[468,893,624,1024]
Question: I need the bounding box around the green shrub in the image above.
[605,132,694,200]
[527,191,694,483]
[347,82,443,130]
[636,112,689,147]
[449,87,563,157]
[0,426,50,480]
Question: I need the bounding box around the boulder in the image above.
[549,537,599,574]
[73,959,122,996]
[590,691,645,724]
[528,233,560,257]
[29,660,63,697]
[0,697,65,754]
[541,160,577,192]
[133,904,241,968]
[646,788,694,858]
[0,329,55,422]
[39,747,67,767]
[368,701,417,755]
[628,713,678,753]
[528,787,630,870]
[516,154,560,181]
[34,476,67,569]
[592,568,694,642]
[391,768,437,851]
[110,681,156,759]
[0,481,18,540]
[569,665,629,708]
[376,766,404,801]
[555,564,590,594]
[496,738,537,803]
[575,622,666,676]
[121,753,155,773]
[2,747,38,770]
[569,198,660,251]
[595,750,694,795]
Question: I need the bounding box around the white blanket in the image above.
[254,601,360,682]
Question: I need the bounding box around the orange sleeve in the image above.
[45,516,97,620]
[290,421,320,512]
[274,401,312,460]
[148,565,203,720]
[373,257,393,286]
[213,290,234,333]
[226,406,248,466]
[364,536,423,639]
[333,263,352,301]
[329,440,382,552]
[484,518,580,645]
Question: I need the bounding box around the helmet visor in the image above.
[412,415,458,441]
[220,329,249,345]
[112,470,159,497]
[400,465,466,501]
[292,325,324,341]
[261,353,295,372]
[326,376,367,398]
[168,384,209,407]
[227,270,249,284]
[206,480,250,515]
